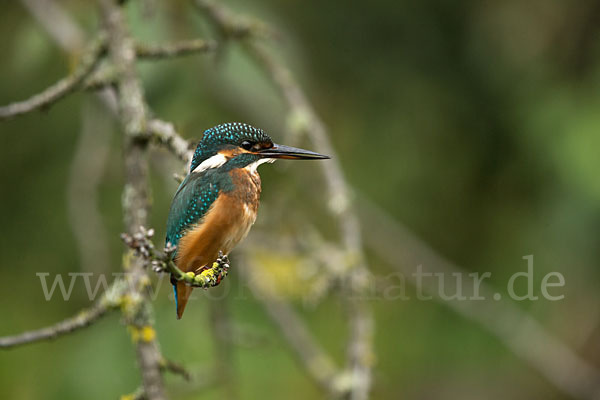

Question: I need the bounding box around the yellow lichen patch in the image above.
[185,271,195,279]
[128,325,156,343]
[120,394,135,400]
[200,266,217,279]
[139,326,156,342]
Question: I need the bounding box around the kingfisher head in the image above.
[190,122,329,174]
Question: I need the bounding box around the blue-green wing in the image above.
[165,172,220,255]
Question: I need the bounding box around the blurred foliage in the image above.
[1,0,600,399]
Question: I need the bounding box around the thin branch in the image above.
[246,41,374,400]
[0,290,120,349]
[147,119,194,165]
[245,42,359,239]
[98,1,165,399]
[136,39,217,59]
[0,34,105,120]
[19,0,119,115]
[160,359,192,381]
[83,39,217,93]
[193,0,275,39]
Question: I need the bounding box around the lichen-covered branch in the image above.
[98,1,165,399]
[19,0,119,114]
[244,35,374,400]
[84,40,217,91]
[0,34,216,121]
[147,119,194,165]
[0,34,105,120]
[5,1,242,398]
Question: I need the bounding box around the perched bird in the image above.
[165,122,329,318]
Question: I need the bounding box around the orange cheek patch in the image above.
[218,148,244,158]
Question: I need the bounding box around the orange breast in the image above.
[175,169,261,273]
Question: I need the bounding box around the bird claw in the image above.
[216,251,230,269]
[209,251,230,287]
[190,251,230,288]
[213,251,230,286]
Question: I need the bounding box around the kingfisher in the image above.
[165,122,329,318]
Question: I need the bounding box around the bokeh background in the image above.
[1,0,600,399]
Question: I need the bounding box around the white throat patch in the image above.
[246,158,275,174]
[192,153,227,174]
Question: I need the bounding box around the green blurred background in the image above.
[1,0,599,399]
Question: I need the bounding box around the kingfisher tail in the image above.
[172,279,193,319]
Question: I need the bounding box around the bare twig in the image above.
[147,119,194,165]
[19,0,119,115]
[160,358,192,381]
[193,0,275,39]
[0,289,120,349]
[0,34,105,120]
[84,39,217,91]
[136,39,217,59]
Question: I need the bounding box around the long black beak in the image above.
[258,143,330,160]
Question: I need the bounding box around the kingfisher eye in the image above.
[241,140,253,150]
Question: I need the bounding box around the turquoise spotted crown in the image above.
[190,122,272,172]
